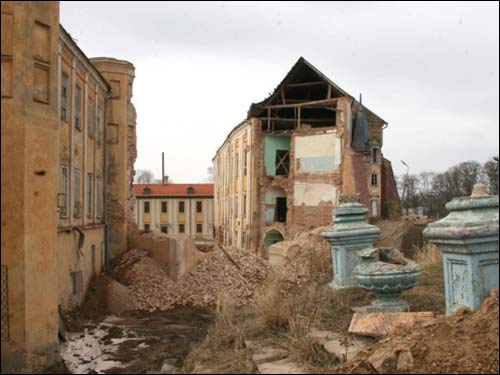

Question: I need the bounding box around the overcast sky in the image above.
[60,1,499,182]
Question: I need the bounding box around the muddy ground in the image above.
[39,307,214,374]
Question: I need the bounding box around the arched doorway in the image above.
[263,229,284,259]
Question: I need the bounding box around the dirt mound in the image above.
[274,226,332,292]
[332,289,499,374]
[374,220,426,259]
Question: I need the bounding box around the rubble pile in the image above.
[108,247,271,312]
[274,226,332,292]
[332,288,499,374]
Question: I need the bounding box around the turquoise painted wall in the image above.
[264,135,291,176]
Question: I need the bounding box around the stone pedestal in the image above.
[322,202,380,289]
[423,184,499,315]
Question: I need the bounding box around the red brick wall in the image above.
[381,158,402,218]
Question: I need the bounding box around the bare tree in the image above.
[135,169,154,184]
[482,156,499,195]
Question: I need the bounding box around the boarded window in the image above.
[275,150,290,176]
[96,100,102,144]
[161,201,167,213]
[74,85,81,130]
[88,97,94,138]
[144,201,150,213]
[87,173,93,216]
[96,177,102,217]
[196,201,202,213]
[73,169,81,217]
[61,73,68,121]
[179,201,185,213]
[59,165,69,217]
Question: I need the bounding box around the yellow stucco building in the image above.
[134,183,215,242]
[1,2,137,371]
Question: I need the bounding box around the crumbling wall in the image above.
[127,102,138,235]
[381,158,402,218]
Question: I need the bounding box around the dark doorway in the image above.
[276,197,287,222]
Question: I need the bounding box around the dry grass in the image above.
[183,236,446,373]
[403,243,445,314]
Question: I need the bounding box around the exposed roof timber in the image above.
[285,81,328,88]
[257,117,336,122]
[248,57,387,124]
[261,97,339,109]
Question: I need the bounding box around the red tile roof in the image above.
[134,183,214,197]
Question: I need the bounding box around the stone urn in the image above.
[353,247,421,312]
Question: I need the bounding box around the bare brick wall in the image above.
[381,158,402,218]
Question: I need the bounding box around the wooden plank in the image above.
[297,107,301,130]
[264,98,340,110]
[257,117,336,122]
[281,89,286,105]
[286,81,327,88]
[327,84,332,99]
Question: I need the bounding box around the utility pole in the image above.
[401,160,410,216]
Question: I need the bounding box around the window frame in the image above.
[59,164,69,217]
[87,96,94,138]
[74,85,81,130]
[86,173,93,217]
[73,168,81,218]
[61,72,69,121]
[144,201,150,213]
[179,201,185,213]
[161,201,167,213]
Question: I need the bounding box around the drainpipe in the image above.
[103,90,113,264]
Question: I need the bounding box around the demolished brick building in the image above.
[213,57,401,256]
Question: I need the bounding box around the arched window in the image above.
[143,187,152,194]
[187,187,195,194]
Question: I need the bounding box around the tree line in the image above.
[397,156,499,218]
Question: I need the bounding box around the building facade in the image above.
[134,183,215,241]
[213,58,401,255]
[1,2,137,371]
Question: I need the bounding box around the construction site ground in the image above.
[38,219,498,374]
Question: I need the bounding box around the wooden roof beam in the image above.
[263,98,340,109]
[285,81,328,88]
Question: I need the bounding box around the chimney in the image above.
[162,152,169,184]
[162,152,165,184]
